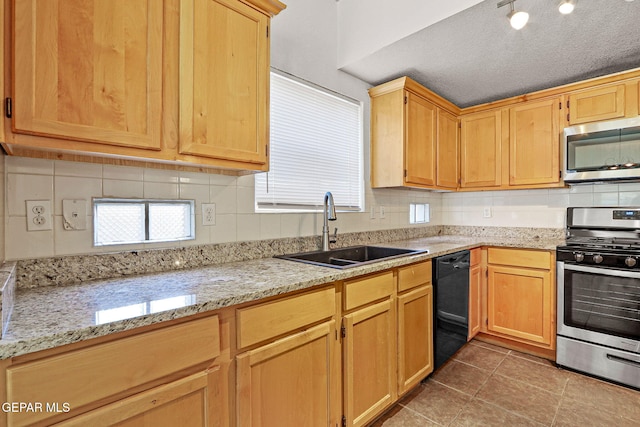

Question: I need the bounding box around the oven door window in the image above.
[564,266,640,341]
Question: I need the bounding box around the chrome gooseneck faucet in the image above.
[322,192,337,251]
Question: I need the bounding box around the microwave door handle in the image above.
[564,263,640,279]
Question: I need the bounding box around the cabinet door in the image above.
[509,98,561,186]
[487,265,552,347]
[180,0,269,166]
[568,85,626,125]
[405,92,437,186]
[468,263,482,341]
[436,109,459,189]
[343,300,395,427]
[460,110,502,188]
[58,369,221,427]
[397,285,433,395]
[236,321,337,427]
[13,0,162,150]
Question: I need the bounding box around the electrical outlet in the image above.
[26,200,52,231]
[202,203,216,226]
[379,206,386,219]
[483,206,492,218]
[370,205,376,219]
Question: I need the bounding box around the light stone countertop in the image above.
[0,235,563,359]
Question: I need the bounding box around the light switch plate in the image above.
[62,199,87,230]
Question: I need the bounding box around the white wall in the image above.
[336,0,483,67]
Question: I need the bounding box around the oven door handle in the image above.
[564,263,640,279]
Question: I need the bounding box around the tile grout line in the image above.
[550,377,570,426]
[473,350,551,427]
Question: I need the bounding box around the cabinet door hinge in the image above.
[342,415,347,427]
[566,113,570,122]
[266,26,269,38]
[559,101,562,110]
[341,325,346,338]
[404,95,407,104]
[5,97,11,118]
[567,100,570,108]
[404,169,408,178]
[559,170,562,179]
[265,144,269,157]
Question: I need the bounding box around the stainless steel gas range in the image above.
[556,207,640,389]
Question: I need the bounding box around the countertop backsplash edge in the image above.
[14,225,565,289]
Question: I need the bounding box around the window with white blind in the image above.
[255,71,363,212]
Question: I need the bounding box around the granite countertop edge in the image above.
[0,236,563,359]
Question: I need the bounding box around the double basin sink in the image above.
[276,245,428,269]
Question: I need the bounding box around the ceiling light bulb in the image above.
[558,0,576,14]
[508,10,529,29]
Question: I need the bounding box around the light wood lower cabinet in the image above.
[343,299,395,427]
[56,369,221,427]
[468,248,482,340]
[236,321,336,427]
[5,316,224,427]
[397,285,433,395]
[486,248,555,350]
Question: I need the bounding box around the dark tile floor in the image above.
[370,340,640,426]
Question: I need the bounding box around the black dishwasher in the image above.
[433,250,470,370]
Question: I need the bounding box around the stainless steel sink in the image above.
[276,245,428,269]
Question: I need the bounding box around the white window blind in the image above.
[255,71,363,211]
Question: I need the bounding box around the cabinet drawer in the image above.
[6,316,220,427]
[488,248,550,269]
[398,261,432,292]
[470,248,481,266]
[344,271,394,311]
[237,286,335,348]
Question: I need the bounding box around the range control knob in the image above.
[574,253,584,262]
[593,254,604,264]
[625,257,637,267]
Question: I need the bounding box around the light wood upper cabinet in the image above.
[568,84,626,125]
[509,98,561,186]
[460,110,502,188]
[405,92,437,186]
[437,109,459,189]
[5,0,285,173]
[179,0,269,166]
[369,77,460,190]
[12,0,163,150]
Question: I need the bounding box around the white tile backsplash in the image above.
[54,160,102,178]
[8,155,640,261]
[7,174,54,216]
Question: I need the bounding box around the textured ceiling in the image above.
[339,0,640,108]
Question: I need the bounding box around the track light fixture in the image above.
[558,0,576,14]
[497,0,529,30]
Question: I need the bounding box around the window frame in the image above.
[93,198,195,246]
[255,69,364,213]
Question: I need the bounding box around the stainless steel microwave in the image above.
[563,116,640,183]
